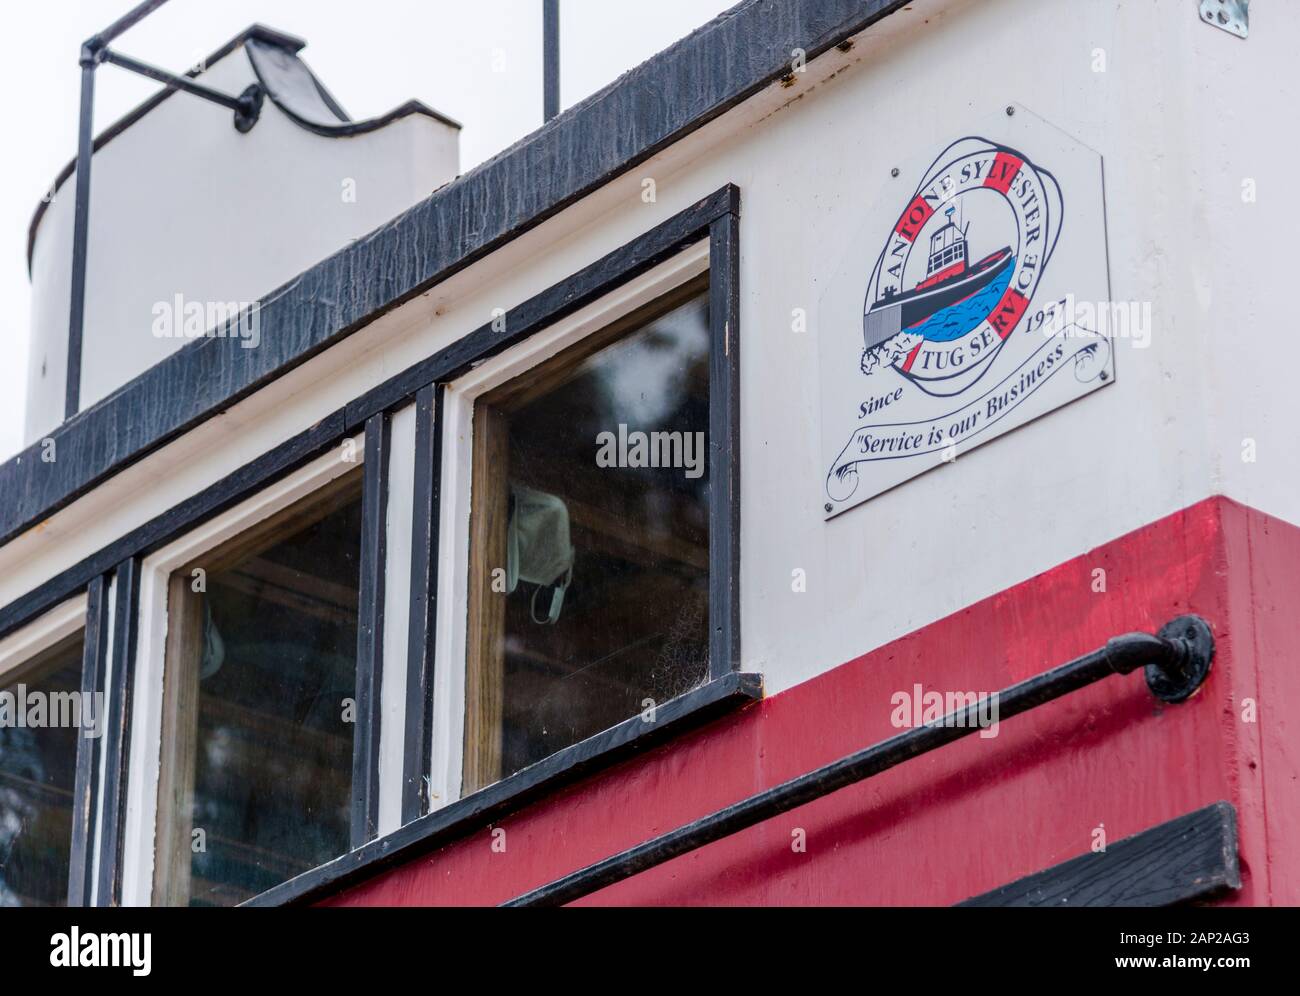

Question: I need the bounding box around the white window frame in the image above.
[120,431,376,906]
[0,594,88,681]
[429,239,711,808]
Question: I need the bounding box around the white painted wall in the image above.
[25,40,459,444]
[5,0,1296,719]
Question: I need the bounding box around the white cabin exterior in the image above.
[0,0,1294,908]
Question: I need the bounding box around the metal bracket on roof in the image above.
[100,49,265,131]
[1199,0,1248,39]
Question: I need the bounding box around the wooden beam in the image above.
[152,571,203,907]
[959,802,1240,907]
[462,404,510,794]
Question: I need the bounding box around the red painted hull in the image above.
[324,496,1297,906]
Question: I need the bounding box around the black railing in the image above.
[503,614,1215,906]
[66,0,265,418]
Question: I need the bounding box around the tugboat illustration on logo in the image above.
[865,205,1014,352]
[859,138,1061,397]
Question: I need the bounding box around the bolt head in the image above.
[1147,615,1215,703]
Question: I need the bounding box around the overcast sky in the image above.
[0,0,730,462]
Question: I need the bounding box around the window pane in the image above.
[157,472,362,906]
[466,288,711,791]
[0,633,84,907]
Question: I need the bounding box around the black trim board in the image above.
[959,802,1241,907]
[96,557,142,906]
[245,672,763,906]
[351,413,390,847]
[1,0,910,550]
[402,385,441,824]
[708,211,741,680]
[66,573,110,907]
[0,187,736,643]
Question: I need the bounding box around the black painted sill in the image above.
[242,670,763,906]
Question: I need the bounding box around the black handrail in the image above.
[503,614,1215,907]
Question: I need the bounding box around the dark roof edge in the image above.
[0,0,911,552]
[26,23,459,271]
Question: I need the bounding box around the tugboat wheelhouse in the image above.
[2,0,1298,908]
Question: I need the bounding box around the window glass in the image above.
[0,633,84,907]
[155,471,362,906]
[465,287,711,792]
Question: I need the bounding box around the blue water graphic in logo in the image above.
[905,256,1016,343]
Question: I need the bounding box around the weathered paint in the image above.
[322,496,1293,905]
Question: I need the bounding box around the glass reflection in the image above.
[0,634,84,907]
[160,474,362,906]
[467,291,711,788]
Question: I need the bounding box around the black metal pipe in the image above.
[543,0,560,121]
[88,0,171,51]
[503,615,1215,907]
[65,60,97,418]
[65,1,264,418]
[100,50,253,114]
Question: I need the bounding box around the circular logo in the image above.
[861,139,1062,397]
